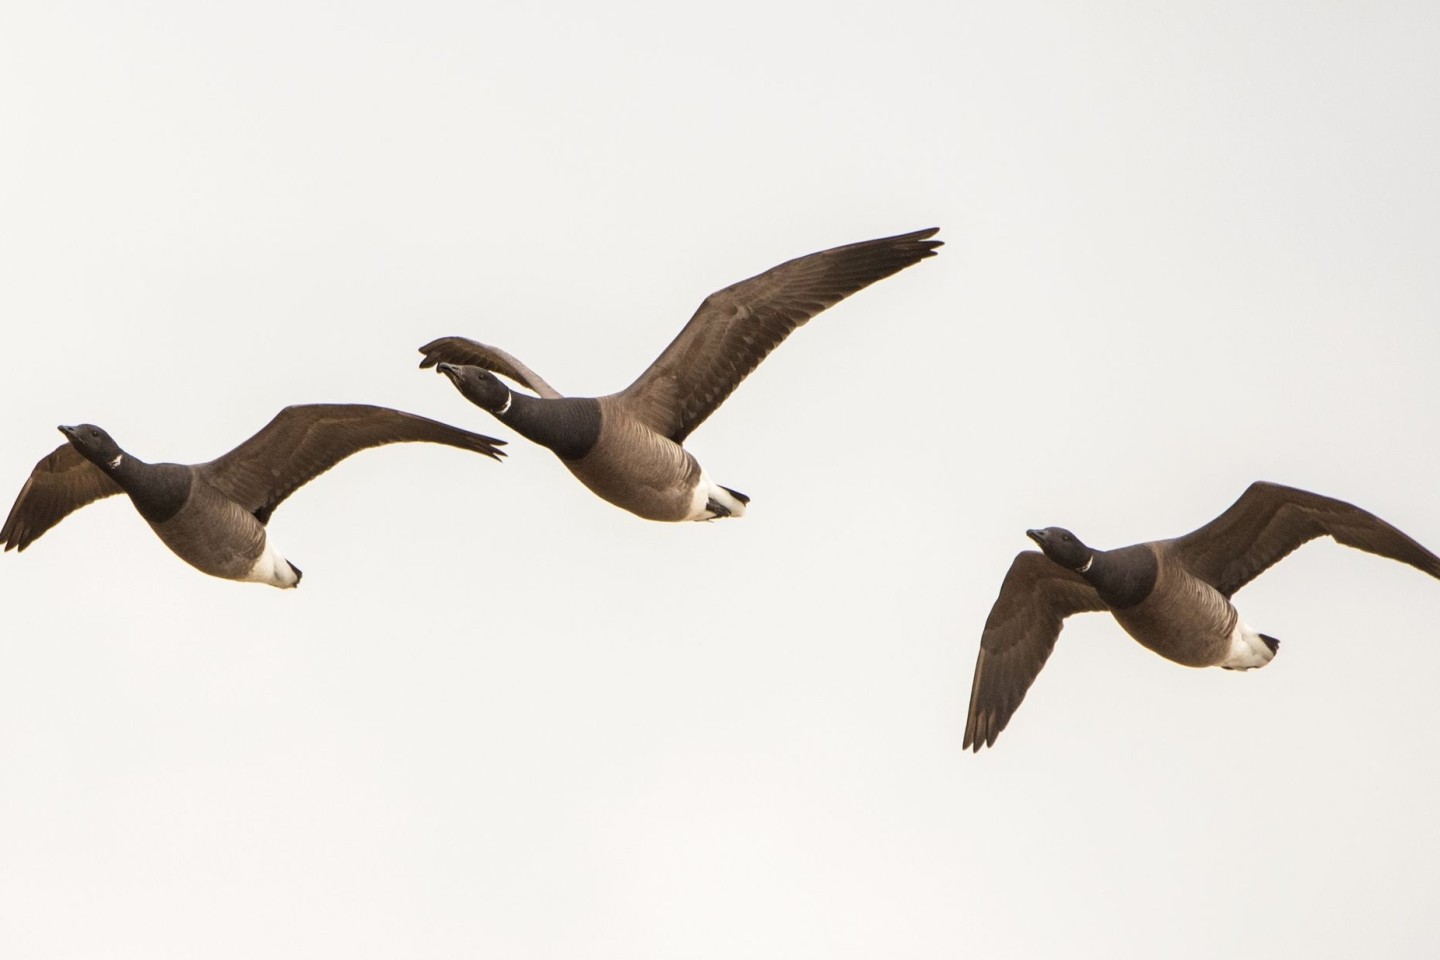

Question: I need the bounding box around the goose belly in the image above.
[1110,574,1239,668]
[148,486,297,587]
[564,421,710,522]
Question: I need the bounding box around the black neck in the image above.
[499,393,602,462]
[109,457,193,524]
[1081,544,1158,610]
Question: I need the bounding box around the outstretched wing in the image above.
[2,442,124,551]
[418,338,565,399]
[617,228,942,442]
[1168,481,1440,598]
[964,551,1107,752]
[200,404,506,524]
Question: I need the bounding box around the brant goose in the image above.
[2,404,505,587]
[964,481,1440,750]
[419,228,940,521]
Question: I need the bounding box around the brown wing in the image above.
[964,551,1108,752]
[1167,481,1440,599]
[417,337,564,399]
[2,442,124,551]
[616,228,942,442]
[199,404,506,524]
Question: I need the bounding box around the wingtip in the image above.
[416,337,448,368]
[896,227,943,260]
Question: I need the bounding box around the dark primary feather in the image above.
[964,551,1106,751]
[200,404,506,524]
[417,338,565,400]
[1169,481,1440,598]
[1,444,124,551]
[618,228,942,442]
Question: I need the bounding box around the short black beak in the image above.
[1026,528,1045,546]
[436,363,461,381]
[58,425,77,440]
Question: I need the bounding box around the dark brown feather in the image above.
[617,228,941,442]
[199,404,505,524]
[964,551,1107,751]
[417,338,565,399]
[1167,481,1440,598]
[1,443,124,552]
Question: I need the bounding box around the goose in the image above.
[419,227,941,521]
[964,481,1440,750]
[1,404,506,587]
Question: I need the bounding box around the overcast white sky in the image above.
[3,2,1440,957]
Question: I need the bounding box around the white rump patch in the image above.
[1220,616,1276,670]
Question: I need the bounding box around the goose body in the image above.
[2,405,506,587]
[964,482,1440,750]
[563,403,717,521]
[143,471,297,587]
[1094,544,1266,670]
[490,390,743,521]
[421,228,940,521]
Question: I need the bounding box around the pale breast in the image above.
[1111,550,1238,667]
[565,410,703,522]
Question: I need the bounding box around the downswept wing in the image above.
[1168,481,1440,599]
[2,443,124,551]
[617,228,942,443]
[964,551,1107,751]
[199,404,506,524]
[418,337,565,399]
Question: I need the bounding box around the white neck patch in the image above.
[497,390,513,416]
[107,453,123,469]
[1077,556,1093,573]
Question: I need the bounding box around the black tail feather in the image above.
[721,485,750,505]
[1260,634,1280,654]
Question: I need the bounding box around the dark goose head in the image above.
[437,363,511,414]
[1027,526,1093,572]
[59,424,125,472]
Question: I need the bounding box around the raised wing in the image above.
[1168,481,1440,598]
[617,228,941,442]
[418,338,564,399]
[200,404,505,524]
[964,551,1107,752]
[2,442,124,551]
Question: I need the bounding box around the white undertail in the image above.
[687,469,748,521]
[1219,616,1277,670]
[242,537,301,589]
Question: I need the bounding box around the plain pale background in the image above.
[3,2,1439,957]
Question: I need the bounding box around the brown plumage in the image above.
[2,404,506,587]
[964,482,1440,751]
[421,228,941,521]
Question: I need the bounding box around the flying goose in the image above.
[1,404,506,587]
[964,481,1440,750]
[419,227,941,522]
